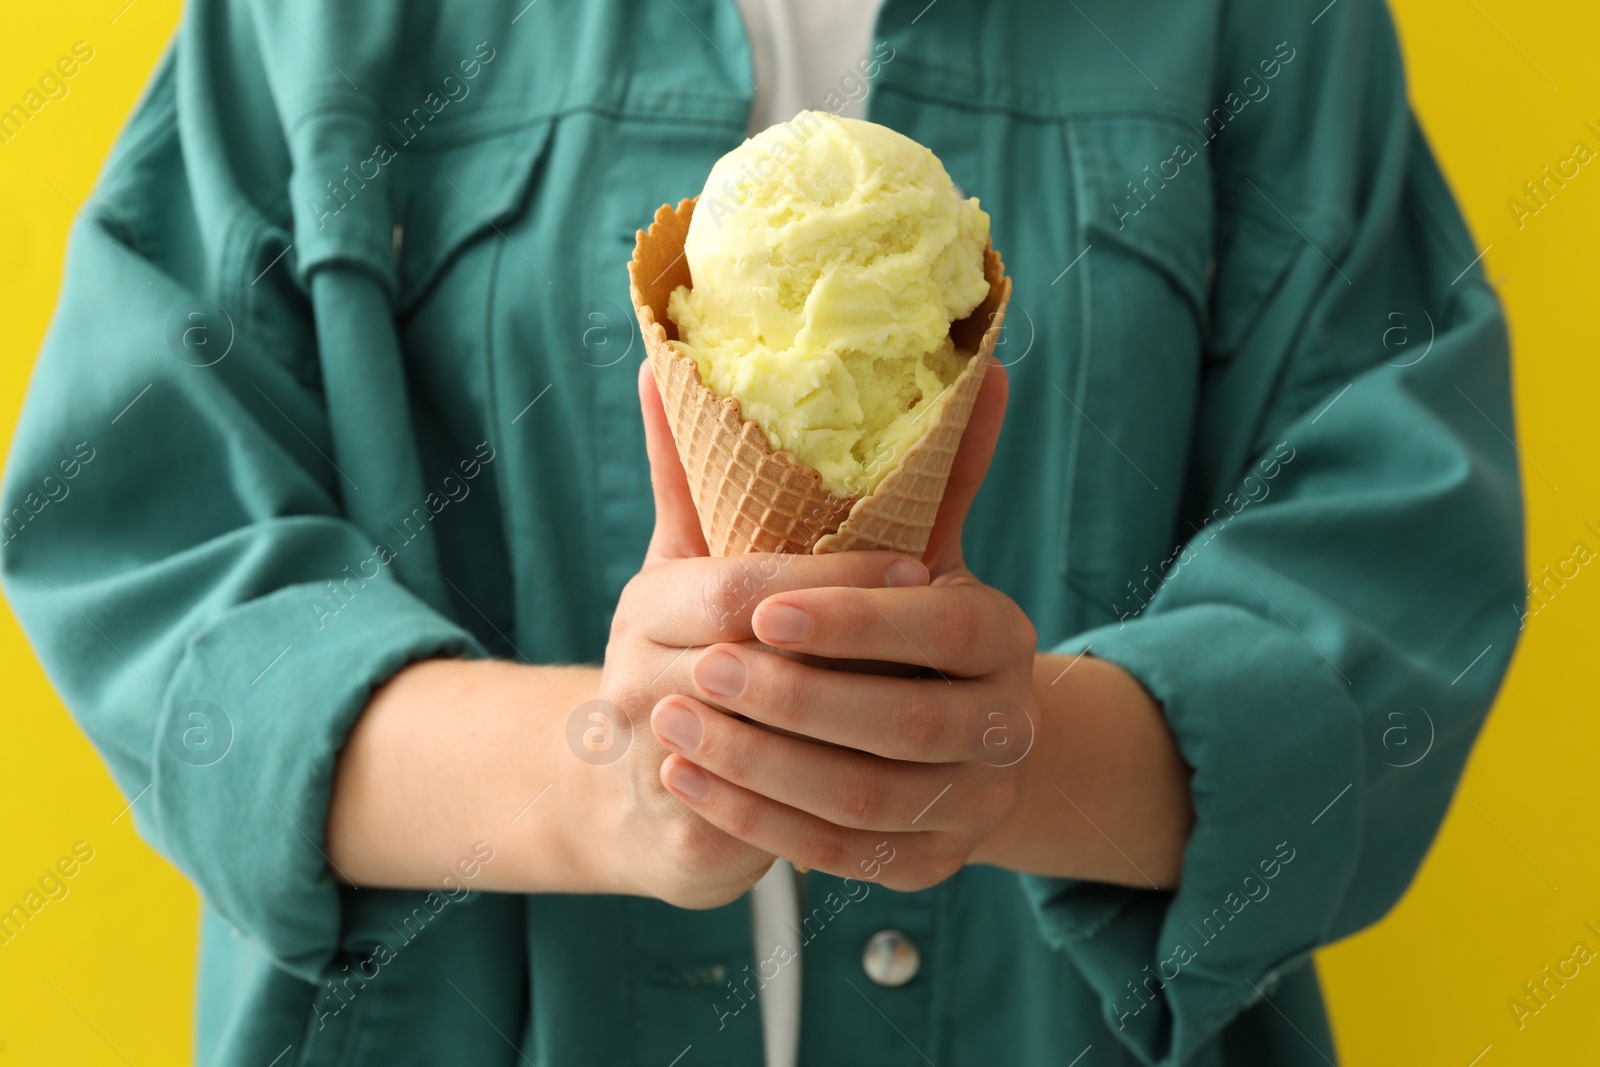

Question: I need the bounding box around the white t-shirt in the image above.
[735,0,887,134]
[729,8,888,1064]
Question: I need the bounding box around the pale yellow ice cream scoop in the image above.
[667,111,991,498]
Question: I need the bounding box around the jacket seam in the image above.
[879,55,1206,122]
[878,77,1202,128]
[286,95,747,148]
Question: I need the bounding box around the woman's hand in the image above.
[650,571,1038,891]
[597,553,933,907]
[594,363,934,908]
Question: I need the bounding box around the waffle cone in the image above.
[628,197,1011,559]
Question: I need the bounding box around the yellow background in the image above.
[1,1,1594,1063]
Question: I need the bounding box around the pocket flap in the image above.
[286,107,553,310]
[393,118,555,309]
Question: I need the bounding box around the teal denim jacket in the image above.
[1,0,1523,1064]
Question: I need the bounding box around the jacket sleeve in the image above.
[1019,1,1524,1062]
[0,55,483,981]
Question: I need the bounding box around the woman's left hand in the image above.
[651,562,1039,891]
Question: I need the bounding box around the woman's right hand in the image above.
[593,363,928,909]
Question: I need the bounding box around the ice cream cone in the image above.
[628,197,1011,560]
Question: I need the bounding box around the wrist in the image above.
[477,661,624,895]
[967,652,1193,887]
[534,665,639,892]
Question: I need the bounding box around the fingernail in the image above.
[758,603,813,644]
[695,649,747,699]
[663,758,709,800]
[886,558,930,588]
[653,702,702,752]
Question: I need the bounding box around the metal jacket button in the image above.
[862,929,920,987]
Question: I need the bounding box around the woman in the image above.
[2,0,1523,1064]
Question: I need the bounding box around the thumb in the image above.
[922,358,1008,577]
[640,359,711,561]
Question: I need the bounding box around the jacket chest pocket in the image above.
[860,91,1213,632]
[1055,114,1213,622]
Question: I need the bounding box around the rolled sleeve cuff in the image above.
[149,579,484,981]
[1022,604,1362,1065]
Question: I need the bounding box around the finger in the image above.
[689,644,1001,762]
[629,550,929,647]
[652,696,974,831]
[658,755,957,889]
[923,357,1008,577]
[640,359,709,561]
[750,582,1022,676]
